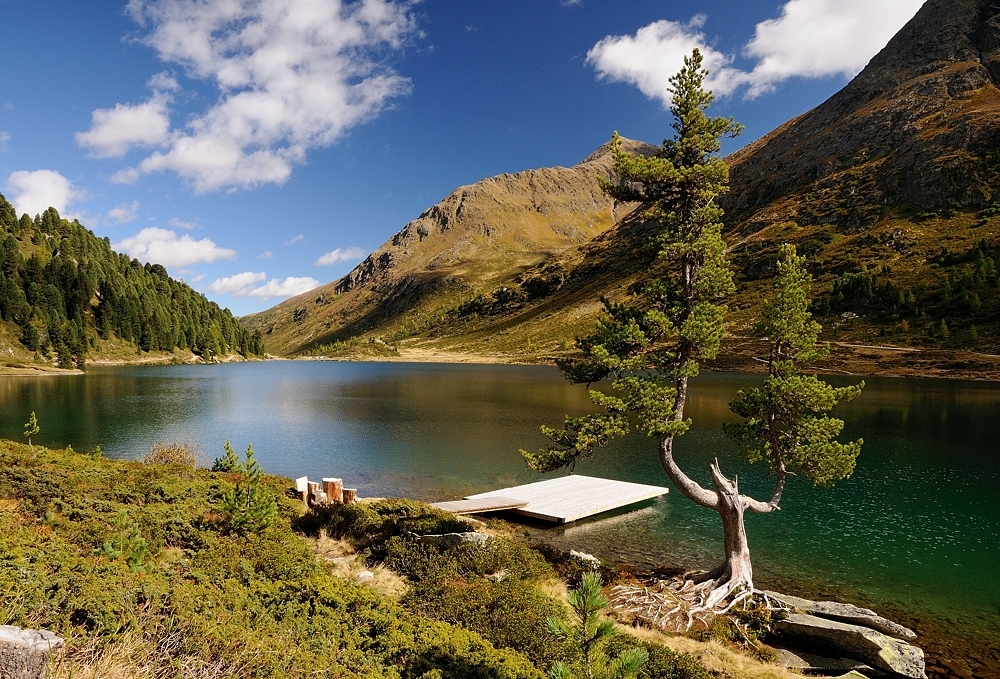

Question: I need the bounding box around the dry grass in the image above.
[311,530,409,601]
[619,624,799,679]
[49,630,239,679]
[144,441,199,467]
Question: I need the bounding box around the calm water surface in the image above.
[0,361,996,663]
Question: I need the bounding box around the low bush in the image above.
[304,498,471,559]
[0,441,541,679]
[602,636,712,679]
[144,440,197,467]
[381,535,565,665]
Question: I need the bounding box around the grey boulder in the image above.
[774,613,926,679]
[762,590,917,640]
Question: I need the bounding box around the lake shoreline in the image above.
[291,341,1000,383]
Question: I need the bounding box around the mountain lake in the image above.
[0,361,995,669]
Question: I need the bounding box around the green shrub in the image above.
[603,636,711,679]
[405,571,565,666]
[0,440,541,678]
[307,498,471,558]
[220,444,277,533]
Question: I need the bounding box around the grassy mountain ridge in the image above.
[247,0,1000,377]
[0,193,262,368]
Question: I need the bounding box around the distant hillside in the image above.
[244,138,656,357]
[0,194,262,368]
[247,0,1000,378]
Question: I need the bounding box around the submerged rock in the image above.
[762,590,917,640]
[0,626,64,679]
[774,613,926,678]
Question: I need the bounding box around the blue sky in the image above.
[0,0,924,315]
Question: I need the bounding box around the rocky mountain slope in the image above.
[244,138,656,357]
[247,0,1000,377]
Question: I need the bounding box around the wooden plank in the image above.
[431,496,529,515]
[464,475,668,524]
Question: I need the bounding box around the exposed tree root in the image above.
[609,572,790,634]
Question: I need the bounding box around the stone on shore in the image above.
[0,626,64,679]
[772,646,876,674]
[774,613,926,679]
[762,590,917,640]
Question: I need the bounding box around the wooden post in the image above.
[323,478,344,503]
[343,488,357,504]
[0,626,65,679]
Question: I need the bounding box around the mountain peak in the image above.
[725,0,1000,230]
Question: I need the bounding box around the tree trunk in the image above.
[704,460,754,607]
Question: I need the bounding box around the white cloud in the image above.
[113,227,236,268]
[169,217,199,230]
[208,271,266,294]
[259,250,274,259]
[587,17,740,103]
[315,246,365,266]
[587,0,923,102]
[107,200,140,224]
[98,0,419,192]
[0,132,9,152]
[285,234,305,245]
[4,170,85,217]
[740,0,924,97]
[246,276,320,299]
[76,76,174,158]
[560,0,583,6]
[206,271,317,299]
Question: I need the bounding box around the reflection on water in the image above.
[0,363,996,650]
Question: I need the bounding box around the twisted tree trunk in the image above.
[657,376,784,609]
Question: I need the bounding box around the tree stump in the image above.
[323,478,344,503]
[0,626,63,679]
[343,488,357,504]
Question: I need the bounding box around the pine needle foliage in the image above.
[521,49,742,472]
[211,439,241,472]
[23,411,38,449]
[220,444,278,533]
[547,573,646,679]
[725,244,865,490]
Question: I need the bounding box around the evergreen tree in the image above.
[725,244,864,589]
[521,50,753,606]
[220,444,277,533]
[212,439,242,472]
[547,573,646,679]
[0,196,265,360]
[23,412,39,449]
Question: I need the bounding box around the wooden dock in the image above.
[461,475,669,524]
[430,496,528,515]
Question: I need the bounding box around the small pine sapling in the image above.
[212,439,241,472]
[548,573,647,679]
[221,444,278,533]
[23,412,39,449]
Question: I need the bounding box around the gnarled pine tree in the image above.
[523,52,860,611]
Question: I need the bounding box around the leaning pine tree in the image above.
[521,51,862,614]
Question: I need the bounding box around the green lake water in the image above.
[0,362,996,671]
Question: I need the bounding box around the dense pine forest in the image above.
[0,193,262,367]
